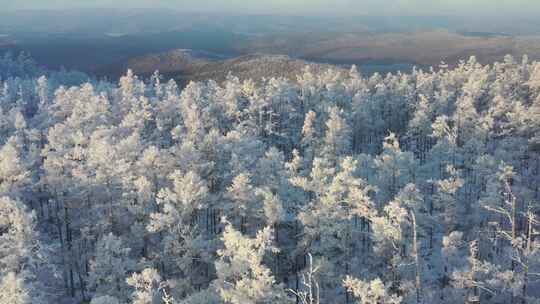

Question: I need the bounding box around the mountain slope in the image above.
[187,53,340,82]
[97,49,342,84]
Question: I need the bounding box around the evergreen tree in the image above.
[88,233,135,300]
[214,222,290,304]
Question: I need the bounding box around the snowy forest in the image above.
[1,52,540,304]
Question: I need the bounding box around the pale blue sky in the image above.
[2,0,539,16]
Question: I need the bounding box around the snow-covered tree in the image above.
[321,106,351,164]
[214,222,290,304]
[0,272,31,304]
[343,276,402,304]
[434,165,464,232]
[88,233,135,300]
[373,133,416,204]
[127,268,164,304]
[225,173,258,233]
[0,196,49,303]
[0,136,29,196]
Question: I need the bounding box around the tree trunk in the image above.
[522,208,534,304]
[65,207,75,297]
[411,211,422,303]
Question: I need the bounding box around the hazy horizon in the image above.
[3,0,540,17]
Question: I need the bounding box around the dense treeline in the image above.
[0,53,539,304]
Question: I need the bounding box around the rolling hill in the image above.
[96,49,342,85]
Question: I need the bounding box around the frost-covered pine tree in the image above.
[0,272,31,304]
[225,173,258,233]
[0,136,29,196]
[343,276,402,304]
[88,233,135,301]
[373,133,416,204]
[321,106,351,165]
[0,196,49,303]
[434,165,464,232]
[214,222,290,304]
[126,268,164,304]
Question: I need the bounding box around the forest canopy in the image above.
[0,53,539,304]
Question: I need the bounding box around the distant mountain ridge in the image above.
[97,49,218,76]
[96,49,342,85]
